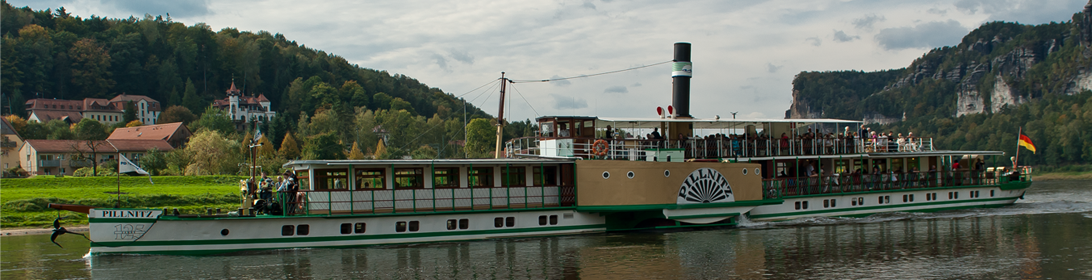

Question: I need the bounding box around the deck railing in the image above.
[508,137,935,160]
[760,169,1030,199]
[271,185,576,216]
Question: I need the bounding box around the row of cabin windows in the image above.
[800,190,997,210]
[328,216,559,235]
[309,166,559,190]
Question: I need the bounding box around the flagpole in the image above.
[116,152,121,208]
[1014,127,1021,171]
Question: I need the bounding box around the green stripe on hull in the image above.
[667,213,740,220]
[577,199,780,213]
[776,181,1030,199]
[91,224,605,248]
[90,206,579,223]
[749,196,1017,220]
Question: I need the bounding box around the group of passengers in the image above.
[240,170,303,215]
[776,158,998,195]
[848,125,922,152]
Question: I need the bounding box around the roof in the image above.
[25,99,84,110]
[30,111,84,123]
[108,122,188,141]
[226,82,241,95]
[591,117,863,129]
[109,94,161,111]
[24,140,115,153]
[107,139,174,152]
[1,117,22,138]
[82,98,114,111]
[24,139,174,153]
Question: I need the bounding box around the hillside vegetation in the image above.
[788,4,1092,167]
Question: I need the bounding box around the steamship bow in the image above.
[53,43,1030,255]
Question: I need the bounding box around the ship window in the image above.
[627,171,635,179]
[356,169,385,189]
[341,223,352,234]
[909,194,914,202]
[990,190,994,197]
[539,215,547,226]
[880,196,884,204]
[903,195,908,203]
[802,201,808,209]
[396,221,407,232]
[282,225,294,236]
[550,215,558,225]
[394,168,424,189]
[858,197,864,205]
[297,225,309,235]
[447,219,457,230]
[795,201,801,210]
[824,199,829,208]
[314,169,349,190]
[851,200,857,206]
[459,219,469,229]
[494,217,504,228]
[602,171,610,179]
[885,196,890,204]
[355,223,366,233]
[433,167,459,188]
[533,166,558,186]
[502,166,526,186]
[831,199,836,207]
[409,221,419,232]
[564,213,574,219]
[506,217,515,227]
[470,167,494,188]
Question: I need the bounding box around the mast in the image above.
[1014,127,1021,170]
[494,72,507,158]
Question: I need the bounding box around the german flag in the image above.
[1019,134,1036,154]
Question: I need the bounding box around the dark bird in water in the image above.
[50,217,88,248]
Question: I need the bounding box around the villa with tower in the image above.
[212,81,276,129]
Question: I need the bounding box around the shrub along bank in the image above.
[1,175,245,228]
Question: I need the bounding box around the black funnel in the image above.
[671,43,692,118]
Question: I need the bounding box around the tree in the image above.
[278,132,300,159]
[411,145,437,159]
[184,129,239,175]
[181,78,203,114]
[465,118,495,158]
[302,132,342,160]
[125,120,143,127]
[123,101,138,123]
[4,115,27,134]
[158,105,197,124]
[347,142,365,159]
[191,106,234,136]
[45,119,74,140]
[72,118,109,140]
[68,38,115,98]
[140,147,167,175]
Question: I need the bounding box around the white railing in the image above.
[508,137,935,160]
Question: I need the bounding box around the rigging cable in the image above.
[508,60,672,83]
[507,83,540,118]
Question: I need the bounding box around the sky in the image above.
[10,0,1090,122]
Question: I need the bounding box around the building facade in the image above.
[25,94,162,125]
[19,139,173,176]
[212,82,276,128]
[1,118,25,171]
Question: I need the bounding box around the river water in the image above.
[3,180,1091,279]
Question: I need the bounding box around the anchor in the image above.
[50,217,88,248]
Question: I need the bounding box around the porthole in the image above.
[755,168,761,175]
[220,229,230,236]
[664,170,671,177]
[602,171,610,179]
[742,168,748,175]
[627,171,635,179]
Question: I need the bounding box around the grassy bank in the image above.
[1,175,245,228]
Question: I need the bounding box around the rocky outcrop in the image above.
[786,90,822,119]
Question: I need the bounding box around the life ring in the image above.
[592,139,609,157]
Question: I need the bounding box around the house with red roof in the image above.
[25,94,162,125]
[1,117,25,171]
[19,139,173,176]
[108,122,192,148]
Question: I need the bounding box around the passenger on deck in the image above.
[651,127,663,139]
[896,133,906,152]
[604,125,613,139]
[559,124,570,137]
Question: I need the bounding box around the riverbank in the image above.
[0,226,88,237]
[1033,171,1092,181]
[1,175,244,228]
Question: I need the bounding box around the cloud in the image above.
[105,0,211,17]
[927,7,947,15]
[604,86,627,93]
[743,112,767,119]
[431,53,449,71]
[766,63,782,73]
[852,14,885,30]
[551,94,588,110]
[805,37,821,46]
[448,49,474,64]
[631,82,642,87]
[875,20,968,50]
[549,75,571,87]
[956,0,1087,25]
[832,30,859,42]
[582,0,596,10]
